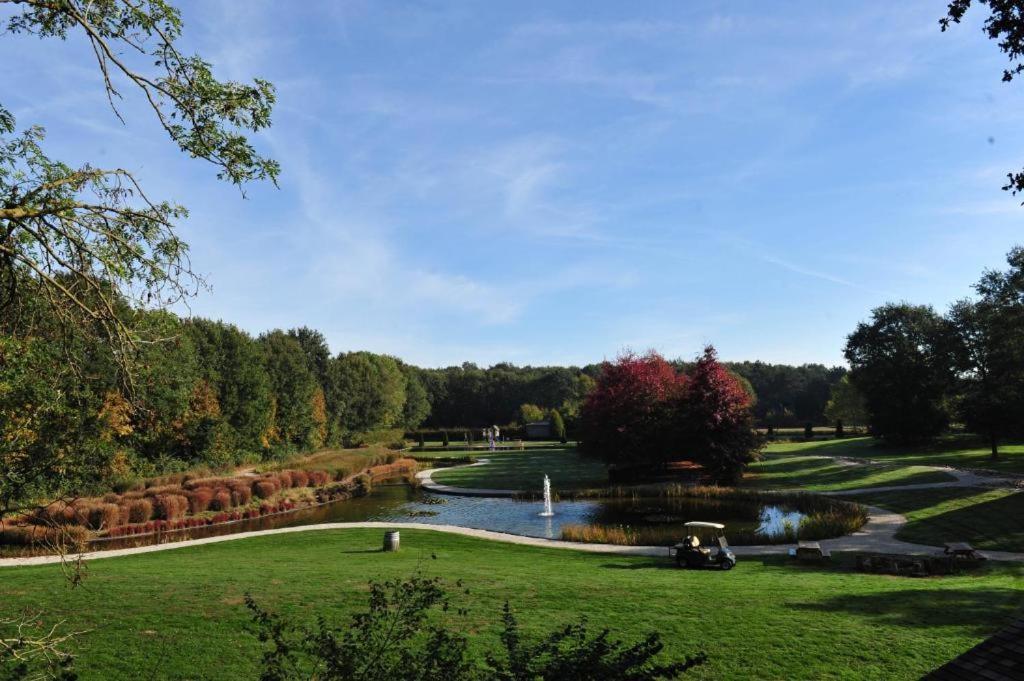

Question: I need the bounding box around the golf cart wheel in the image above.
[721,559,736,571]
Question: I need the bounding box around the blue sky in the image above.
[3,1,1023,368]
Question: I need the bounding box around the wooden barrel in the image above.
[383,530,400,552]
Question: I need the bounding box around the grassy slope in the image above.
[766,436,1024,474]
[745,442,957,491]
[430,448,608,491]
[848,487,1024,553]
[3,529,1022,680]
[267,446,396,477]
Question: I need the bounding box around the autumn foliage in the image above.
[580,346,761,484]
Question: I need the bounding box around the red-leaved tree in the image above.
[579,351,684,468]
[580,346,761,484]
[674,346,762,484]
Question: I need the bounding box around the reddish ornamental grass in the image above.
[211,489,233,511]
[153,494,189,521]
[252,480,278,499]
[123,498,154,524]
[187,488,214,514]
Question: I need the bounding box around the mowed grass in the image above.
[848,487,1024,553]
[765,436,1024,474]
[745,442,957,492]
[430,448,608,491]
[2,529,1022,680]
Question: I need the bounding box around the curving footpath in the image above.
[3,457,1023,567]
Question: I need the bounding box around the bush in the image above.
[231,484,253,507]
[187,488,214,514]
[307,470,330,487]
[153,494,189,521]
[277,470,294,488]
[246,576,706,680]
[123,498,154,524]
[211,488,233,511]
[89,503,121,530]
[101,492,121,504]
[111,478,144,494]
[0,524,88,548]
[253,480,278,499]
[144,484,185,497]
[291,470,309,488]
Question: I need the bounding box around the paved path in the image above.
[4,453,1022,567]
[3,508,1022,568]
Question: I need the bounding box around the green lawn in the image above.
[430,448,608,491]
[848,487,1024,553]
[763,436,1024,474]
[745,444,957,492]
[2,529,1022,680]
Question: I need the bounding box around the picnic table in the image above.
[788,540,831,562]
[943,542,987,561]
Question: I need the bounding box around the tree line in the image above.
[844,247,1024,457]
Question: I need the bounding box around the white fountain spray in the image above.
[539,474,554,517]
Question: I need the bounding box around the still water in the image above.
[89,484,804,550]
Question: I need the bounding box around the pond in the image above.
[88,483,804,551]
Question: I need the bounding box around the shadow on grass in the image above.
[790,588,1024,635]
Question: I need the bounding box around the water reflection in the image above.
[89,484,805,551]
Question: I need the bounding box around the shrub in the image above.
[307,470,330,486]
[144,484,185,497]
[354,474,373,496]
[153,494,189,521]
[111,478,144,494]
[253,480,278,499]
[0,524,88,548]
[277,470,293,489]
[123,498,154,524]
[89,503,122,530]
[231,485,253,507]
[211,489,233,511]
[146,473,188,488]
[291,470,309,488]
[187,488,214,514]
[101,492,121,504]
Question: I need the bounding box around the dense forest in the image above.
[1,275,847,510]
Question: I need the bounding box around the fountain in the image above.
[539,474,554,517]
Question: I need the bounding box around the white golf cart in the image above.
[669,521,737,571]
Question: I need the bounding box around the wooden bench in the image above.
[788,541,831,562]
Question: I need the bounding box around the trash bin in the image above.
[383,530,400,552]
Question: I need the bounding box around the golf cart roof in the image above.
[684,522,725,529]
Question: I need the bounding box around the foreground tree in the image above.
[0,0,277,514]
[674,347,762,485]
[247,575,705,681]
[942,1,1024,198]
[844,304,954,443]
